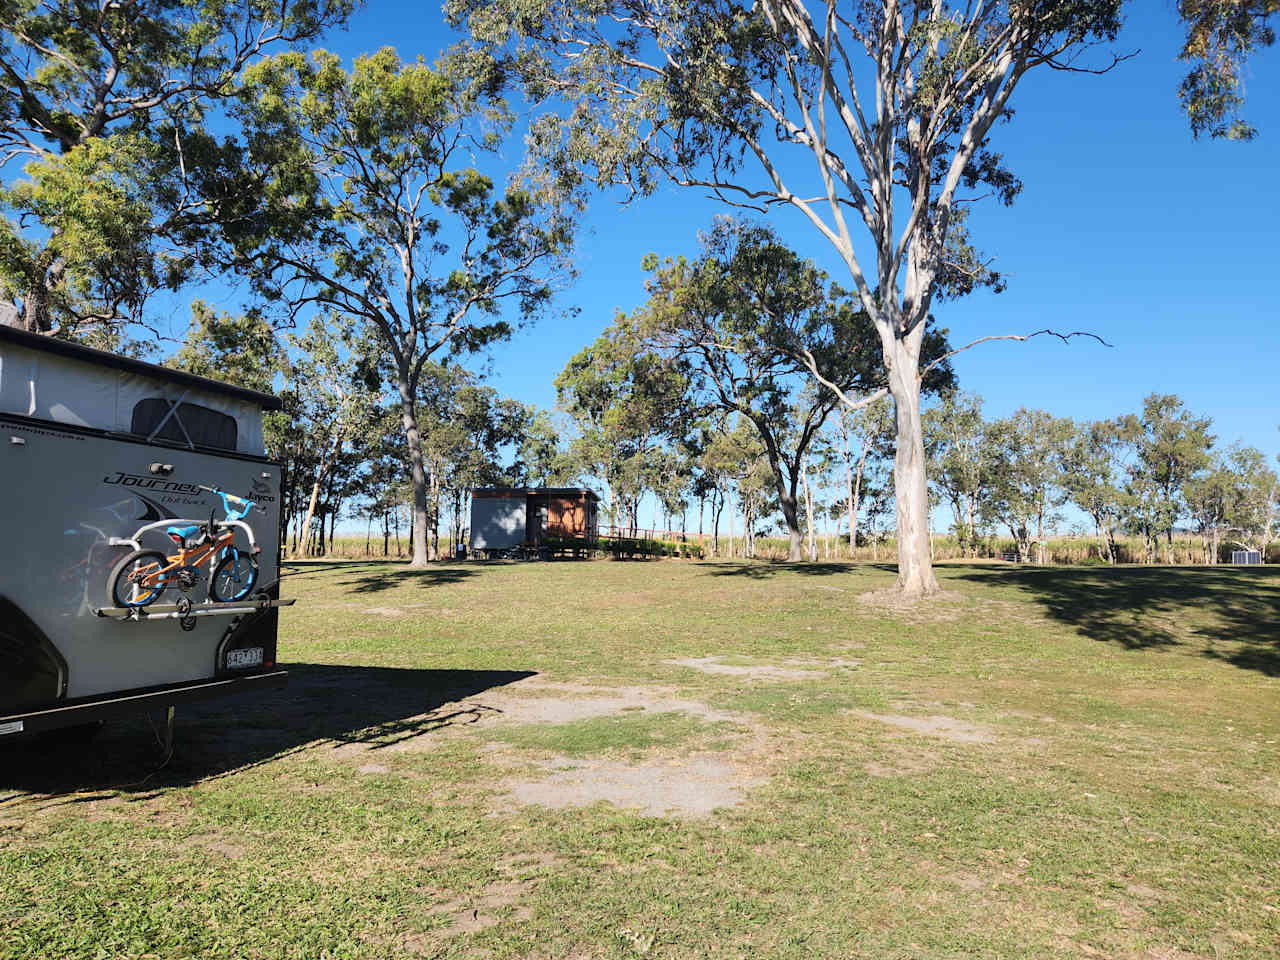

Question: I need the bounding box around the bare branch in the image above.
[920,328,1114,379]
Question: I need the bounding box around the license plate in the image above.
[226,647,264,670]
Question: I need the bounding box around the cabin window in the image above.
[131,398,238,450]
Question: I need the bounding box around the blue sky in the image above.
[333,0,1280,529]
[346,1,1280,442]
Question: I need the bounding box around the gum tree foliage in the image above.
[1171,444,1276,564]
[924,391,988,557]
[169,300,278,394]
[982,408,1073,563]
[709,418,776,557]
[623,220,951,560]
[1121,394,1214,564]
[1215,445,1279,556]
[0,0,353,336]
[450,0,1122,595]
[1183,450,1241,563]
[555,328,693,532]
[1178,0,1278,139]
[829,392,893,556]
[514,407,575,486]
[220,49,578,567]
[416,363,535,557]
[282,314,380,559]
[1058,417,1132,564]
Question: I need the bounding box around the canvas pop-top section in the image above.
[0,326,279,456]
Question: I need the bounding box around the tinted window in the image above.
[131,398,237,450]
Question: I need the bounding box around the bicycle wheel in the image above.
[210,551,258,603]
[108,550,169,608]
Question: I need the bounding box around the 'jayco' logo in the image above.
[103,472,204,494]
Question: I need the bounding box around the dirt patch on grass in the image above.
[474,680,749,728]
[501,754,767,818]
[863,749,939,777]
[782,656,863,669]
[857,587,966,612]
[664,657,825,681]
[854,711,996,744]
[315,676,776,818]
[314,677,755,763]
[190,832,247,860]
[402,853,557,952]
[418,880,536,939]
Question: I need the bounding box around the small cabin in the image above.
[469,487,600,554]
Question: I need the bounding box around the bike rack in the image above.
[93,596,295,622]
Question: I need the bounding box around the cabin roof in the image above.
[471,487,600,501]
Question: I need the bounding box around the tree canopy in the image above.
[0,0,354,335]
[219,47,579,565]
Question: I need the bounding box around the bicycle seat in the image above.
[166,524,201,544]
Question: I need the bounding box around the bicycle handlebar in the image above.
[197,483,256,521]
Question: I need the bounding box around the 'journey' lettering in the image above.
[103,472,204,494]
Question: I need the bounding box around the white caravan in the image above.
[0,325,290,743]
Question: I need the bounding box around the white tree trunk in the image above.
[886,338,940,597]
[727,488,735,559]
[802,461,817,562]
[398,378,431,568]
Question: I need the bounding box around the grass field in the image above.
[2,560,1278,959]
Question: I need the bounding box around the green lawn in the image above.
[2,560,1278,959]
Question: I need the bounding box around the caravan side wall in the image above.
[0,416,280,702]
[469,496,526,551]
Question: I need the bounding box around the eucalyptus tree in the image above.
[222,48,577,566]
[452,0,1126,595]
[0,0,353,336]
[1122,395,1214,564]
[1178,0,1279,139]
[283,315,380,559]
[1183,445,1277,565]
[1220,445,1279,558]
[1059,418,1132,564]
[983,409,1073,563]
[698,418,739,555]
[1184,457,1233,563]
[555,328,692,533]
[924,392,989,557]
[627,220,950,560]
[514,408,570,486]
[830,394,894,558]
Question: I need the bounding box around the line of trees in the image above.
[930,393,1279,565]
[169,223,1280,569]
[171,306,563,560]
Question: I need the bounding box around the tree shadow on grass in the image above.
[336,566,479,594]
[700,561,884,579]
[0,664,535,802]
[948,565,1280,677]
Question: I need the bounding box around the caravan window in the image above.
[131,398,238,450]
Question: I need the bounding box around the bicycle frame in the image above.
[110,484,260,555]
[110,517,257,555]
[123,527,242,595]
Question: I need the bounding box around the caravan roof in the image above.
[0,325,281,457]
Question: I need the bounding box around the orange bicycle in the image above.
[106,484,261,608]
